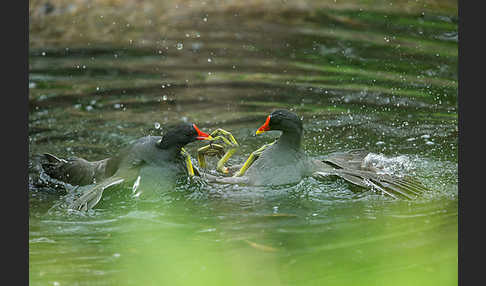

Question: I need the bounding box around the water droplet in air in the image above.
[154,122,161,129]
[176,43,183,50]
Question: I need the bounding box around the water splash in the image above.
[361,153,414,176]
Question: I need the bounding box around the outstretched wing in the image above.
[341,168,427,199]
[313,168,429,199]
[313,150,430,199]
[42,153,111,186]
[69,176,125,211]
[319,149,369,170]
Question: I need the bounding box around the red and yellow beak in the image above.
[255,115,271,135]
[193,124,213,140]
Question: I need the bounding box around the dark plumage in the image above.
[212,109,428,198]
[40,122,211,210]
[245,110,312,185]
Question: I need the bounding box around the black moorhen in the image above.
[209,109,428,199]
[41,122,212,210]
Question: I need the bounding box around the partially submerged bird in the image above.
[41,122,212,210]
[206,109,428,199]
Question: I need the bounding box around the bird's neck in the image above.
[157,138,184,159]
[276,129,302,150]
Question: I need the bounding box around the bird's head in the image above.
[159,122,212,149]
[255,109,303,135]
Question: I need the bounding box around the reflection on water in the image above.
[29,1,457,285]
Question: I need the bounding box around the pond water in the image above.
[29,4,457,286]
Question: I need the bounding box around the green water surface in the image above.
[29,4,458,286]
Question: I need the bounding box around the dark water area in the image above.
[29,3,457,286]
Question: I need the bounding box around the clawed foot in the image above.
[197,128,239,174]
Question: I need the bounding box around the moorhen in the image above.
[207,109,428,199]
[41,122,212,210]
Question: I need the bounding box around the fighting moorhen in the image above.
[208,109,428,199]
[41,122,212,210]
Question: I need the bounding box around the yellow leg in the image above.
[197,128,240,174]
[210,129,239,174]
[233,152,257,177]
[233,142,275,177]
[197,144,226,169]
[181,148,195,176]
[216,148,237,174]
[209,129,239,147]
[197,146,208,169]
